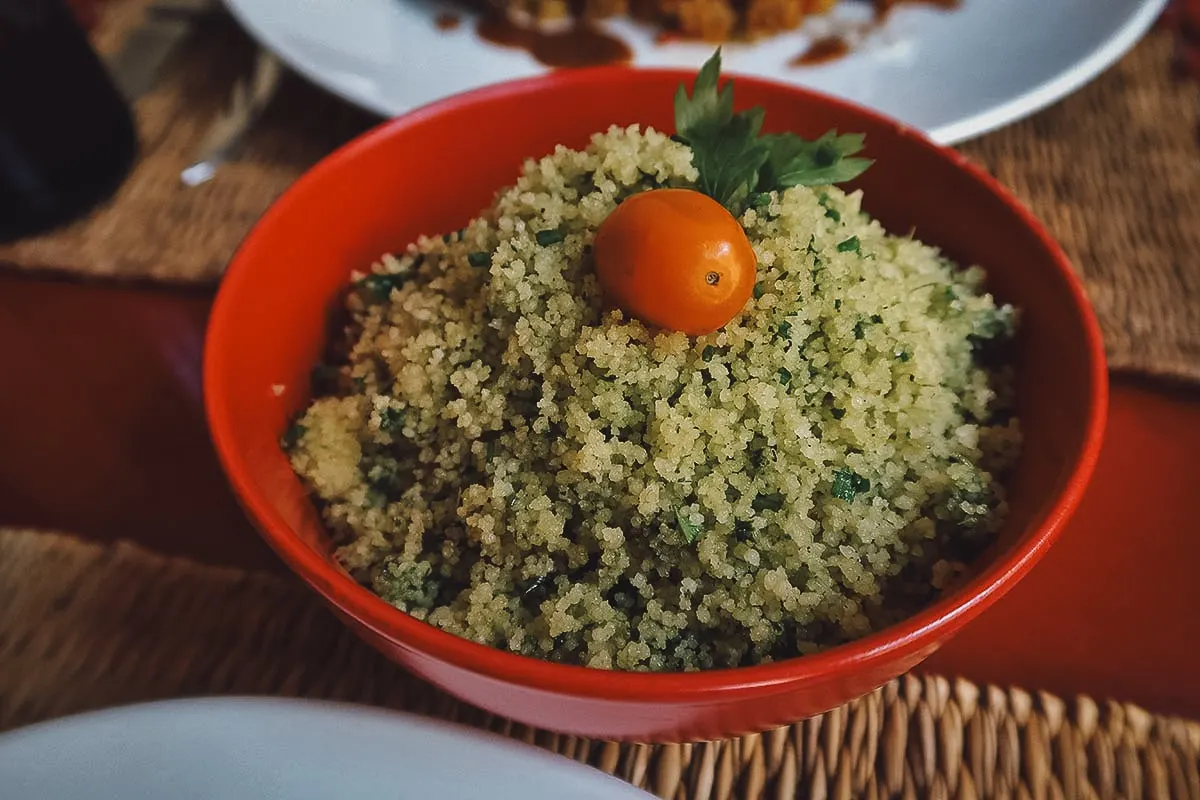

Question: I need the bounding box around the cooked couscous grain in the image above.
[286,124,1019,672]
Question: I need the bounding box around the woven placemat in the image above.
[3,528,1199,799]
[0,2,1197,384]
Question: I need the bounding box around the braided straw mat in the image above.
[3,528,1199,799]
[0,1,1198,383]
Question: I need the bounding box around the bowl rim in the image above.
[205,65,1109,702]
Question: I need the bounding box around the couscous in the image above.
[285,55,1019,671]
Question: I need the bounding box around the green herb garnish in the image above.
[837,236,861,254]
[831,468,870,501]
[673,50,873,214]
[378,407,406,435]
[778,367,792,385]
[748,192,772,208]
[752,492,785,512]
[357,272,407,302]
[467,251,490,268]
[536,229,564,246]
[675,507,704,543]
[701,345,717,361]
[280,421,305,450]
[777,320,792,339]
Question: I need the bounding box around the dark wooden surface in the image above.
[3,266,1199,717]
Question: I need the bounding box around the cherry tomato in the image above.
[592,189,757,336]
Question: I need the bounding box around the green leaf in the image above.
[671,51,873,214]
[673,49,734,142]
[759,130,873,190]
[837,236,861,254]
[356,272,407,302]
[778,367,792,385]
[280,421,306,450]
[752,492,785,512]
[535,229,564,246]
[748,192,772,208]
[831,468,870,501]
[689,112,770,212]
[378,406,406,435]
[467,251,490,268]
[675,507,704,543]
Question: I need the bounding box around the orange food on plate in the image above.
[593,188,756,335]
[505,0,837,41]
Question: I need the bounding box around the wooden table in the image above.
[3,267,1198,719]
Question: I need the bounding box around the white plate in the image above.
[0,698,655,799]
[223,0,1167,144]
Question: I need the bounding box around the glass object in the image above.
[0,0,138,243]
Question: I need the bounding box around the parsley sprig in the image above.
[673,49,873,214]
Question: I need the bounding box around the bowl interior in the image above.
[206,68,1105,679]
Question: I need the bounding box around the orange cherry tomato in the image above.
[592,188,757,336]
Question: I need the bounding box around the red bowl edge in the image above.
[203,66,1110,708]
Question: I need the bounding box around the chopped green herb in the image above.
[831,468,870,501]
[535,229,564,247]
[672,50,872,214]
[870,314,883,324]
[753,282,766,299]
[748,192,772,208]
[378,406,406,435]
[280,421,305,450]
[971,306,1016,341]
[701,345,717,361]
[837,236,861,254]
[758,129,873,195]
[778,367,792,385]
[825,206,841,223]
[831,407,846,420]
[777,320,792,339]
[467,251,490,268]
[357,272,407,302]
[521,573,553,599]
[675,507,704,543]
[834,299,842,311]
[898,351,911,362]
[853,321,865,339]
[752,492,785,512]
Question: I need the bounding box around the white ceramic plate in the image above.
[223,0,1167,144]
[0,698,656,799]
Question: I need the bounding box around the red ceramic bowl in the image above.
[205,68,1107,743]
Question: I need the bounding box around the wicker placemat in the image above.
[2,528,1198,799]
[0,2,1197,384]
